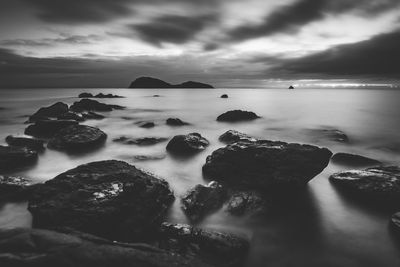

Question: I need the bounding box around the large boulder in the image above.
[331,152,381,167]
[48,125,107,152]
[28,160,175,242]
[330,166,400,200]
[0,228,208,267]
[203,140,332,191]
[25,120,78,137]
[217,110,260,122]
[0,146,38,172]
[70,99,124,112]
[166,133,209,154]
[181,181,226,222]
[5,135,44,151]
[29,102,69,122]
[219,130,256,144]
[158,222,249,267]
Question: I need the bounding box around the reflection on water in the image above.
[1,88,400,266]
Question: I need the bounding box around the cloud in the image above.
[0,35,101,47]
[130,14,218,46]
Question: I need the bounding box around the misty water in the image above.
[1,88,400,266]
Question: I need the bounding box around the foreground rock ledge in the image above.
[28,160,175,242]
[0,228,208,267]
[202,140,332,191]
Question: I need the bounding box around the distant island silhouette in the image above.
[129,77,214,88]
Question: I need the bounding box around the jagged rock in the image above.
[29,102,69,122]
[0,146,38,172]
[220,94,228,98]
[166,118,189,126]
[331,153,382,167]
[181,181,226,221]
[217,110,260,122]
[158,222,249,267]
[82,111,105,120]
[0,228,208,267]
[226,191,268,216]
[5,135,44,151]
[57,111,85,122]
[113,136,168,146]
[25,120,79,137]
[48,125,107,152]
[70,99,124,112]
[330,166,400,200]
[166,133,209,154]
[28,160,175,242]
[219,130,256,144]
[203,140,332,191]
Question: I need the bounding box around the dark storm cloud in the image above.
[131,14,218,46]
[267,30,400,77]
[228,0,400,41]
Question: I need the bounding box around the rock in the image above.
[48,125,107,152]
[28,160,175,242]
[166,118,189,126]
[306,127,349,143]
[0,175,32,201]
[219,130,256,144]
[331,153,382,167]
[79,92,93,98]
[181,181,226,222]
[329,166,400,200]
[288,85,294,89]
[132,154,166,161]
[5,135,44,151]
[220,94,228,98]
[0,146,38,172]
[226,191,268,216]
[57,111,85,122]
[79,92,123,98]
[391,212,400,236]
[153,94,161,97]
[82,111,105,120]
[70,99,124,112]
[166,133,209,154]
[203,140,332,191]
[113,136,168,146]
[25,119,79,137]
[129,76,214,89]
[138,121,155,128]
[0,228,208,267]
[29,102,69,122]
[216,110,260,122]
[159,222,249,267]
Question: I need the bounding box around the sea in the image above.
[0,88,400,267]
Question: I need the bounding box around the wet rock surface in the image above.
[158,222,249,267]
[0,228,208,267]
[70,99,124,112]
[29,102,69,122]
[226,191,268,216]
[0,175,33,201]
[166,133,209,154]
[28,160,175,242]
[166,118,189,126]
[217,110,260,122]
[0,146,38,172]
[5,135,44,151]
[114,136,168,146]
[330,166,400,200]
[331,152,382,167]
[48,125,107,152]
[181,181,227,222]
[219,130,256,144]
[203,140,332,191]
[57,111,85,122]
[25,119,79,137]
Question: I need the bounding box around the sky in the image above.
[0,0,399,88]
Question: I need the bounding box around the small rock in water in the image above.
[331,152,382,167]
[5,135,44,151]
[138,121,155,128]
[166,133,209,154]
[25,119,79,137]
[181,181,227,222]
[0,145,38,172]
[113,136,168,146]
[220,94,228,98]
[219,130,256,144]
[166,118,189,126]
[132,154,166,161]
[217,110,260,122]
[29,102,69,122]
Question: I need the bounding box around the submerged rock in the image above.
[48,125,107,152]
[330,166,400,200]
[70,99,124,112]
[331,152,382,167]
[29,102,69,122]
[306,128,349,143]
[166,133,209,154]
[226,191,268,216]
[181,181,226,222]
[5,135,44,151]
[25,119,78,137]
[0,228,207,267]
[113,136,168,146]
[219,130,256,144]
[57,111,85,122]
[0,146,38,172]
[220,94,228,98]
[159,222,249,267]
[217,110,260,122]
[203,140,332,191]
[166,118,189,126]
[28,160,175,242]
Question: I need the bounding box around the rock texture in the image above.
[331,152,381,167]
[217,110,260,122]
[25,120,78,137]
[219,130,256,144]
[129,77,214,88]
[166,133,209,154]
[28,160,175,242]
[48,125,107,152]
[29,102,69,122]
[0,146,38,172]
[203,140,332,191]
[226,191,268,216]
[5,135,44,151]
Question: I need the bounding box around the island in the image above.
[129,77,214,88]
